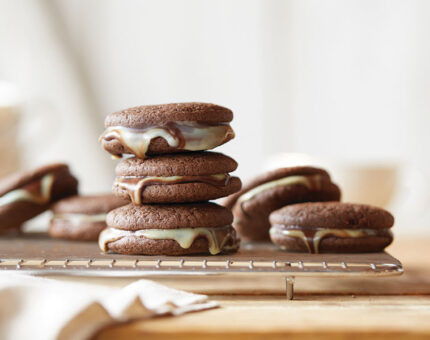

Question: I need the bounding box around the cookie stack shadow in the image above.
[98,103,242,255]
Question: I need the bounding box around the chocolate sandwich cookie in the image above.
[223,167,341,242]
[49,194,128,241]
[99,102,235,159]
[0,164,78,233]
[113,152,241,204]
[100,202,239,255]
[269,202,394,253]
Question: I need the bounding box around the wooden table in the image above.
[59,238,428,339]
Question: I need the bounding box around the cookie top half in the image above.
[0,163,74,196]
[223,166,340,208]
[51,194,128,215]
[105,102,233,128]
[270,202,394,230]
[100,102,235,159]
[107,202,233,231]
[116,152,238,177]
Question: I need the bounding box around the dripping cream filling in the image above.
[270,224,391,254]
[53,213,107,226]
[114,174,231,205]
[0,174,55,207]
[237,175,323,204]
[99,225,237,255]
[99,121,234,159]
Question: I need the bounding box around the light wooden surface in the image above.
[80,238,430,339]
[95,296,430,340]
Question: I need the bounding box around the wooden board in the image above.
[45,238,429,297]
[3,234,427,339]
[94,295,430,340]
[92,238,430,339]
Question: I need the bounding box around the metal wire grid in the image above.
[0,257,402,276]
[0,236,403,299]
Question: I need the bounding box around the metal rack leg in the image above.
[286,276,295,300]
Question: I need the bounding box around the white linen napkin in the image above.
[0,273,218,340]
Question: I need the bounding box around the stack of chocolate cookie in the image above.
[224,166,341,241]
[0,163,78,234]
[224,165,394,254]
[98,103,242,255]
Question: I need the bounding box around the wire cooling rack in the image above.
[0,233,403,299]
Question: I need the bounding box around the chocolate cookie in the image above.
[0,164,78,233]
[100,202,239,255]
[99,102,235,159]
[49,194,128,241]
[113,152,241,204]
[223,167,341,242]
[269,202,394,253]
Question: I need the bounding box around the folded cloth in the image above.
[0,273,218,340]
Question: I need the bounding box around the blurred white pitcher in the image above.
[0,82,21,177]
[0,81,56,178]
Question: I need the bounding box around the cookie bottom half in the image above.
[270,225,393,253]
[100,225,239,255]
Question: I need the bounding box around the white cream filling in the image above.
[117,174,228,181]
[238,175,320,203]
[101,122,233,158]
[178,123,233,151]
[53,213,107,226]
[99,226,236,255]
[0,174,54,207]
[114,174,229,205]
[270,227,380,253]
